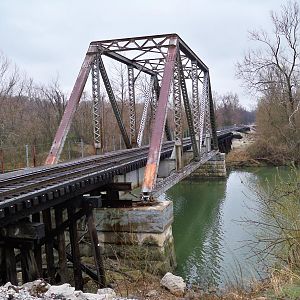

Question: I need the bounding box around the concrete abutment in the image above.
[190,152,226,178]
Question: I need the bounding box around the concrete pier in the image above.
[190,152,226,178]
[78,151,226,276]
[92,200,176,274]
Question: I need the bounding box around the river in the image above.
[163,167,288,288]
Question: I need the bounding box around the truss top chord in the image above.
[87,33,209,79]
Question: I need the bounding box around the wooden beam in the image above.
[82,196,103,208]
[0,222,45,240]
[100,182,132,191]
[67,206,83,290]
[42,208,56,284]
[55,208,68,283]
[0,247,6,284]
[5,247,17,285]
[31,213,42,277]
[41,208,86,245]
[86,208,106,288]
[53,241,100,283]
[20,248,39,283]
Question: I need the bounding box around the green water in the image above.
[164,167,289,288]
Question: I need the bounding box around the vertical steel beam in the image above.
[178,56,199,160]
[191,61,200,145]
[164,117,173,141]
[204,74,212,152]
[91,55,103,154]
[199,71,209,154]
[45,53,96,165]
[98,56,131,149]
[149,76,159,139]
[137,76,154,147]
[152,77,172,141]
[141,38,178,200]
[151,76,159,122]
[127,66,137,147]
[208,74,219,150]
[172,60,183,171]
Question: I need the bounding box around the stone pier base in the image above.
[91,201,176,275]
[190,152,227,178]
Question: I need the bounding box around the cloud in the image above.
[0,0,285,108]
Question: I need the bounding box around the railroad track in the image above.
[0,139,192,225]
[0,141,174,198]
[0,126,250,226]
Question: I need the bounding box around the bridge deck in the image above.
[0,126,249,226]
[0,140,191,226]
[153,150,217,198]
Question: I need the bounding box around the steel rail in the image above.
[0,126,249,202]
[0,141,194,225]
[0,142,178,200]
[0,142,173,188]
[0,126,248,189]
[0,126,250,225]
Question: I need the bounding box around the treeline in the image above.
[237,0,300,164]
[214,92,255,127]
[0,57,159,169]
[0,49,255,169]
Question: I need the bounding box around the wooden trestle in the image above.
[0,182,132,289]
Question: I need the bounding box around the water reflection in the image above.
[165,167,288,287]
[166,180,226,287]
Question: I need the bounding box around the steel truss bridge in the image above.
[0,33,250,290]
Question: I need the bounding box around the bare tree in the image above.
[214,92,255,127]
[237,1,300,127]
[111,62,128,118]
[39,78,67,122]
[237,1,300,163]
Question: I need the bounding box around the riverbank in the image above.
[0,275,276,300]
[1,135,298,300]
[226,130,270,168]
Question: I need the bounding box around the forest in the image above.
[0,53,254,171]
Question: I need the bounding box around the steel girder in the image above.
[191,61,200,141]
[141,38,178,200]
[151,76,159,123]
[137,76,154,147]
[199,72,209,153]
[152,78,172,141]
[178,55,199,161]
[45,33,218,203]
[172,59,183,171]
[91,55,103,154]
[198,71,218,153]
[208,74,218,150]
[127,66,137,147]
[90,34,208,74]
[45,53,96,165]
[98,56,131,149]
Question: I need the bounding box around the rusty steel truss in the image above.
[45,33,218,201]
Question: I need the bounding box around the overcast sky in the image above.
[0,0,288,109]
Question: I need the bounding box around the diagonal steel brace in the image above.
[141,38,178,201]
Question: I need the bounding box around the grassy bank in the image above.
[223,132,300,299]
[226,131,291,168]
